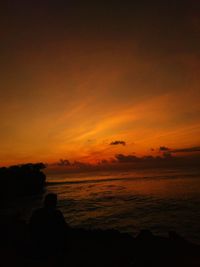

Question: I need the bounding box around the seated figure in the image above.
[29,193,69,256]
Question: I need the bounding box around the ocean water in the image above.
[46,168,200,243]
[4,167,200,243]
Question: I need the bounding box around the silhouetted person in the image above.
[29,193,69,258]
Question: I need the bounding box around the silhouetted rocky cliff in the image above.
[0,163,46,200]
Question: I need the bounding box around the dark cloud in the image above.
[115,154,140,163]
[159,146,170,151]
[46,152,200,174]
[57,159,71,166]
[172,146,200,153]
[115,152,176,164]
[158,146,200,156]
[110,141,126,146]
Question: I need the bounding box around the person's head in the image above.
[44,193,57,209]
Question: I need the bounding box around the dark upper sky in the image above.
[2,1,199,51]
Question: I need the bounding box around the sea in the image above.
[3,167,200,244]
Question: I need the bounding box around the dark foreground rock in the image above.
[0,217,200,267]
[0,163,46,201]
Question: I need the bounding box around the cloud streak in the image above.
[159,146,200,154]
[110,140,126,146]
[172,146,200,153]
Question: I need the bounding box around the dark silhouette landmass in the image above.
[1,192,200,267]
[0,163,46,200]
[1,215,200,267]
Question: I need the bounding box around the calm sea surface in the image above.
[4,168,200,243]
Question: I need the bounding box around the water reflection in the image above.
[46,168,200,243]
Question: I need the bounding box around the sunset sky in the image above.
[1,1,200,166]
